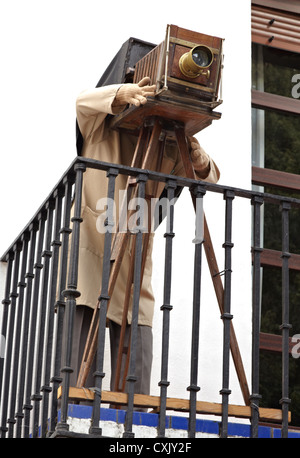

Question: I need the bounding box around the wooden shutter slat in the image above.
[252,89,300,115]
[252,166,300,192]
[252,5,300,52]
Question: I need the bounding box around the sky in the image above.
[0,0,251,257]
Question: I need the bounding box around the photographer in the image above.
[73,76,220,397]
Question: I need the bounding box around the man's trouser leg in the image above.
[67,304,96,388]
[109,320,153,395]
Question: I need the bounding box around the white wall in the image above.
[0,0,251,414]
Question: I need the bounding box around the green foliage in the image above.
[265,111,300,176]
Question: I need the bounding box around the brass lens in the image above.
[179,45,213,78]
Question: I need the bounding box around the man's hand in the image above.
[188,136,210,173]
[113,77,156,107]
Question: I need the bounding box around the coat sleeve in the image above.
[173,154,220,184]
[195,158,220,183]
[76,84,123,140]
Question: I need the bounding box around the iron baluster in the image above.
[23,211,47,438]
[158,179,177,437]
[31,199,55,438]
[187,184,206,438]
[7,233,30,437]
[89,167,119,436]
[0,242,22,438]
[250,195,263,438]
[55,163,86,435]
[40,187,64,438]
[0,251,14,407]
[219,190,235,438]
[280,201,291,438]
[123,172,148,438]
[15,222,38,437]
[49,174,74,435]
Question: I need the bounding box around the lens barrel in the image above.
[179,45,213,78]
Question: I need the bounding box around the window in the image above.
[251,1,300,426]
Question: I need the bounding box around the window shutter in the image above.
[252,4,300,53]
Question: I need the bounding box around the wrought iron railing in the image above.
[0,156,299,438]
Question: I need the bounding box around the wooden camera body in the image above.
[111,25,224,136]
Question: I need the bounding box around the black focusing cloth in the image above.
[76,37,156,156]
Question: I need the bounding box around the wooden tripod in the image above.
[76,115,250,406]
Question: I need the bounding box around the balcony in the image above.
[0,156,300,439]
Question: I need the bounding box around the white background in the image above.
[0,0,252,413]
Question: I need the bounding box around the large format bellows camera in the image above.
[111,24,224,136]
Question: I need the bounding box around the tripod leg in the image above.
[174,126,250,405]
[110,124,151,259]
[76,307,99,387]
[113,127,166,394]
[108,119,162,301]
[76,120,162,388]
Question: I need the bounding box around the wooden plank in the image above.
[252,89,300,116]
[260,332,294,354]
[260,248,300,271]
[252,166,300,193]
[252,0,300,15]
[252,5,300,53]
[110,98,221,138]
[58,387,290,423]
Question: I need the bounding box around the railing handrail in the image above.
[0,155,298,438]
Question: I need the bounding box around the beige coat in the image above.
[75,84,220,327]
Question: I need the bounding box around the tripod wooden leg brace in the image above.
[76,117,250,406]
